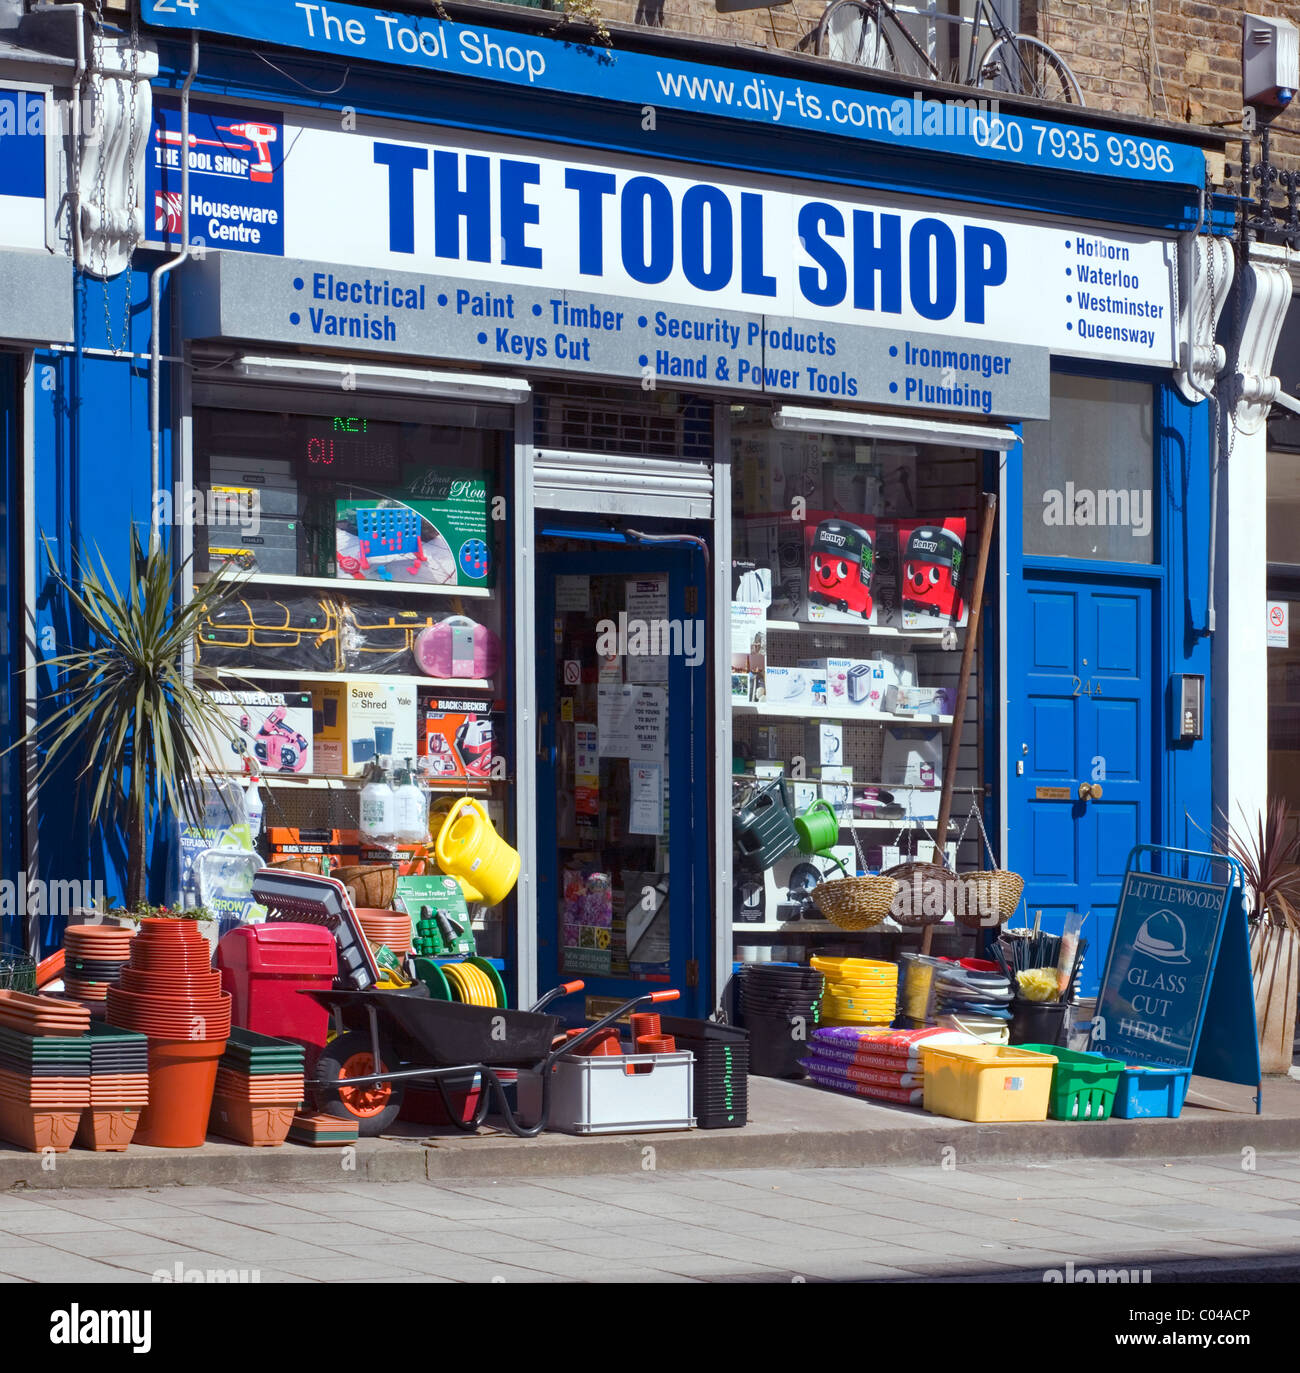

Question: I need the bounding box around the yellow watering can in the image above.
[434,797,520,907]
[427,797,485,902]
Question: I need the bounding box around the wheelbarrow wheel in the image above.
[315,1029,406,1136]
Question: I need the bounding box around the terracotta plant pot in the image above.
[208,1094,297,1147]
[119,968,222,997]
[636,1034,676,1055]
[576,1029,623,1057]
[133,1038,225,1148]
[0,1097,82,1152]
[629,1013,661,1042]
[1251,919,1300,1075]
[75,1107,142,1152]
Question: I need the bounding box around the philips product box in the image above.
[762,666,813,708]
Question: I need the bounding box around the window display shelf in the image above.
[257,774,494,792]
[733,701,953,725]
[205,572,493,599]
[217,667,495,693]
[764,618,956,641]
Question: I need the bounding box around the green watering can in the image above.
[794,799,850,877]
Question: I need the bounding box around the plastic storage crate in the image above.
[920,1043,1057,1122]
[1111,1064,1192,1119]
[518,1051,695,1135]
[1018,1044,1125,1121]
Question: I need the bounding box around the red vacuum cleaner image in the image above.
[899,520,967,624]
[808,518,875,620]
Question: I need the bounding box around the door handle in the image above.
[1078,782,1103,801]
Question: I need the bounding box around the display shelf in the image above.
[764,618,957,641]
[733,701,953,725]
[255,774,494,792]
[217,667,495,692]
[200,571,493,599]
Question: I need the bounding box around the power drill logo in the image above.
[154,120,278,232]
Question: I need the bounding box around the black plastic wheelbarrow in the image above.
[304,981,681,1137]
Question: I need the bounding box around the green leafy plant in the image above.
[14,530,246,909]
[1217,797,1300,931]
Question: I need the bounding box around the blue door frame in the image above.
[0,354,21,945]
[535,532,712,1021]
[997,365,1215,996]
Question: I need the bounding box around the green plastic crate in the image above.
[1018,1044,1124,1121]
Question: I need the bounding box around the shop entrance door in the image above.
[0,355,19,948]
[1007,572,1158,996]
[536,537,711,1022]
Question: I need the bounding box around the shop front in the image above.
[5,2,1237,1034]
[0,68,74,917]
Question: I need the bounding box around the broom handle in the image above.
[921,491,998,957]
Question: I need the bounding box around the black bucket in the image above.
[1008,999,1070,1047]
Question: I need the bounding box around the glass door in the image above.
[536,536,711,1021]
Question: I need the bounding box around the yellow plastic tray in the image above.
[920,1043,1057,1122]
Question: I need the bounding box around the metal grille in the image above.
[533,382,713,461]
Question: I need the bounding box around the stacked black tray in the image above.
[735,966,824,1079]
[660,1015,749,1129]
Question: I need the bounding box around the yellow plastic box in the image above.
[919,1043,1058,1123]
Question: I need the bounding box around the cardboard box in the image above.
[417,697,497,783]
[311,679,418,775]
[762,665,813,707]
[208,690,314,775]
[335,468,492,587]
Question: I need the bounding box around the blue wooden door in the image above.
[536,540,711,1021]
[1008,572,1157,995]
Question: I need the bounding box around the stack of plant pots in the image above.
[61,924,133,1002]
[105,919,231,1148]
[355,908,413,957]
[0,994,91,1152]
[208,1028,305,1147]
[76,1023,150,1151]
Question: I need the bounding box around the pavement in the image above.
[2,1152,1300,1283]
[2,1071,1296,1191]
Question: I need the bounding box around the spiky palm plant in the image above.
[17,530,245,907]
[1218,797,1300,932]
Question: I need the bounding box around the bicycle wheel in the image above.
[978,36,1084,105]
[816,0,901,73]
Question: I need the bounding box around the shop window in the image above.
[188,398,512,958]
[1020,374,1155,564]
[728,405,985,958]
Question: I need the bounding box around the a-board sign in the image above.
[1092,845,1260,1098]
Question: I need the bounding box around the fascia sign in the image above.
[140,0,1207,191]
[0,86,47,251]
[164,102,1179,410]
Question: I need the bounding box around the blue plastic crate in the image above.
[1111,1064,1192,1119]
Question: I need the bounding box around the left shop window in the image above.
[186,401,511,957]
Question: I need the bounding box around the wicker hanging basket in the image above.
[810,875,900,931]
[955,869,1024,929]
[331,864,398,910]
[884,861,957,927]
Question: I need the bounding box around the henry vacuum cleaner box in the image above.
[208,690,314,775]
[312,679,418,775]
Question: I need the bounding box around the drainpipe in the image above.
[148,33,199,550]
[1180,183,1225,636]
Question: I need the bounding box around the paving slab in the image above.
[1,1072,1296,1190]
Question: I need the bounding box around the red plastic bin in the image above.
[216,923,337,1071]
